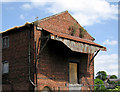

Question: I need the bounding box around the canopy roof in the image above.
[42,28,106,54]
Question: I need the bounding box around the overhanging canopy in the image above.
[42,27,106,54]
[51,35,106,54]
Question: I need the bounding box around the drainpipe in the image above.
[35,41,38,92]
[27,24,50,91]
[27,24,37,89]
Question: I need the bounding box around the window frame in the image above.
[2,61,9,74]
[2,36,9,48]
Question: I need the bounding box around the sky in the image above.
[0,0,119,78]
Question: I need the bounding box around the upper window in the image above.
[2,61,9,74]
[2,36,9,48]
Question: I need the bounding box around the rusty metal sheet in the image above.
[51,35,105,54]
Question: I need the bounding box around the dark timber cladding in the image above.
[1,11,106,91]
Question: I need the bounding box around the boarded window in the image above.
[69,62,78,84]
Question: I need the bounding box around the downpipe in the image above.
[27,24,37,88]
[27,24,50,91]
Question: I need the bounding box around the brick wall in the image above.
[2,26,34,91]
[80,54,94,90]
[35,29,94,91]
[2,23,94,91]
[36,39,69,90]
[38,11,94,41]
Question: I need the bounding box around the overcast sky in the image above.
[1,0,119,78]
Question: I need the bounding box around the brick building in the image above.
[1,11,106,91]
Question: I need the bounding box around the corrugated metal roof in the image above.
[51,35,105,53]
[43,28,106,51]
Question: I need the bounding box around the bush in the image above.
[94,78,106,91]
[109,86,120,91]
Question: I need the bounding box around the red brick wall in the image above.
[2,24,94,91]
[36,39,69,90]
[80,54,94,90]
[2,26,34,91]
[38,11,94,41]
[35,29,94,91]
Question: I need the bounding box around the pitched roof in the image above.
[35,11,95,41]
[1,11,106,51]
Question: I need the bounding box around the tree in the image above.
[94,78,106,90]
[96,71,107,81]
[110,75,117,79]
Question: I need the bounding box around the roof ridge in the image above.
[1,22,31,34]
[1,11,69,33]
[34,10,68,23]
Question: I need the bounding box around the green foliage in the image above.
[69,23,78,36]
[94,78,106,91]
[109,86,120,91]
[115,86,120,90]
[96,71,107,81]
[79,27,86,38]
[95,71,120,91]
[110,75,117,79]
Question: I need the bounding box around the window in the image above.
[2,61,9,74]
[69,62,79,84]
[2,36,9,48]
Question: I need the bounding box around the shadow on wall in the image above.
[36,38,88,82]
